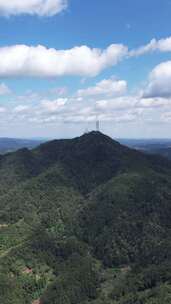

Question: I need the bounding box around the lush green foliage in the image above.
[0,132,171,303]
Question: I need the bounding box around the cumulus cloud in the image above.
[1,36,171,80]
[0,83,11,95]
[143,61,171,98]
[0,44,127,78]
[77,78,127,98]
[130,36,171,57]
[0,0,67,17]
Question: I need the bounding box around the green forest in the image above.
[0,131,171,304]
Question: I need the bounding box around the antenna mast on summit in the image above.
[96,117,100,132]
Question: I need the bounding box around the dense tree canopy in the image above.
[0,132,171,303]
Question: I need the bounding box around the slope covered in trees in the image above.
[0,131,171,303]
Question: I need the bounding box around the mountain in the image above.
[0,131,171,304]
[0,138,44,154]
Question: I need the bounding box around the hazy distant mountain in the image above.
[0,137,44,154]
[118,138,171,160]
[0,132,171,304]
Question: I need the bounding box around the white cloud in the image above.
[130,36,171,57]
[157,37,171,52]
[0,106,6,113]
[130,39,157,57]
[96,96,137,111]
[0,44,127,78]
[0,0,67,16]
[139,97,170,108]
[13,105,30,113]
[2,37,171,80]
[49,86,67,96]
[143,61,171,98]
[41,98,67,112]
[160,112,171,123]
[0,83,11,95]
[77,78,127,98]
[115,112,137,123]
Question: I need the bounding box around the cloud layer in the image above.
[0,0,67,16]
[0,44,127,78]
[1,76,170,128]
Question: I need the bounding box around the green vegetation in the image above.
[0,131,171,303]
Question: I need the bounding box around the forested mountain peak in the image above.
[0,131,171,196]
[1,132,171,304]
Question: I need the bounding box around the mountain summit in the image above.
[0,131,170,195]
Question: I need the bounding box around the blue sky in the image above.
[0,0,171,138]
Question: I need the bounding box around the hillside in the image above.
[0,132,171,304]
[147,147,171,161]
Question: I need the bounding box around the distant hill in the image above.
[0,132,171,304]
[0,137,44,154]
[118,138,171,160]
